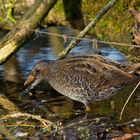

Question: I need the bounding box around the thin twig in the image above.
[120,81,140,120]
[10,116,30,132]
[116,118,140,127]
[26,28,140,48]
[5,124,37,127]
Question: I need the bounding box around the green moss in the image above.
[53,0,65,17]
[7,0,16,23]
[0,17,4,22]
[0,0,16,24]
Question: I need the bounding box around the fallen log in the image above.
[0,0,57,64]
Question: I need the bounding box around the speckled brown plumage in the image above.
[24,55,140,111]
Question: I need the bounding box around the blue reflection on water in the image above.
[0,26,127,79]
[98,47,127,63]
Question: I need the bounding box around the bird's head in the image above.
[24,61,49,87]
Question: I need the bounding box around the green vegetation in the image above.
[0,0,16,23]
[7,0,16,23]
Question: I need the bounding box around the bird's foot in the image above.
[85,106,91,112]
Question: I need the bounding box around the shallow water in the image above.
[0,26,139,139]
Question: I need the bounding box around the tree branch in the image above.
[58,0,117,59]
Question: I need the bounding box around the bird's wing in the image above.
[58,60,134,90]
[60,55,131,71]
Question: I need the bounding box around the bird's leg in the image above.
[84,101,91,112]
[85,105,91,112]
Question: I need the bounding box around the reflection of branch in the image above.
[45,117,112,137]
[46,117,140,139]
[63,117,109,129]
[112,133,140,140]
[116,118,140,127]
[58,0,117,59]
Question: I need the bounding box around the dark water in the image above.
[0,26,139,139]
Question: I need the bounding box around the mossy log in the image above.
[0,0,57,64]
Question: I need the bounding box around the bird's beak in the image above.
[24,75,35,86]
